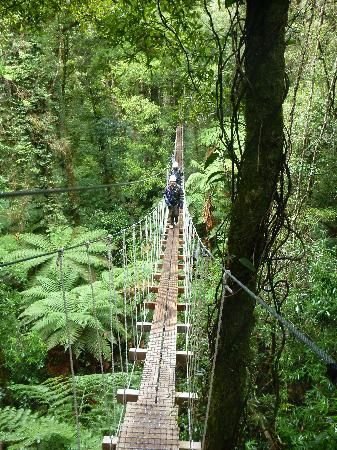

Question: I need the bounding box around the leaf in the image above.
[209,175,226,185]
[207,170,225,184]
[239,257,256,272]
[204,152,219,169]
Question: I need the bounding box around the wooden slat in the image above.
[176,323,190,333]
[116,389,198,406]
[144,301,156,310]
[144,301,189,311]
[129,348,193,364]
[136,322,152,332]
[175,392,198,406]
[149,285,159,293]
[116,388,139,404]
[176,350,193,365]
[102,436,118,450]
[179,442,201,449]
[128,347,147,361]
[135,323,190,333]
[177,303,190,311]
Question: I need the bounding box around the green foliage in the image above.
[0,0,336,448]
[0,280,47,384]
[2,331,47,385]
[5,372,142,447]
[81,206,129,233]
[20,269,126,359]
[4,226,107,282]
[250,205,337,448]
[185,156,231,238]
[0,406,75,450]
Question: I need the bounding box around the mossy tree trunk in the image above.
[204,1,290,449]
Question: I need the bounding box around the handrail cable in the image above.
[184,205,337,364]
[224,269,336,366]
[0,200,165,268]
[0,172,165,199]
[114,206,166,438]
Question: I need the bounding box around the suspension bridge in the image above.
[1,126,336,450]
[102,126,202,449]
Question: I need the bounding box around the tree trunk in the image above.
[204,1,290,448]
[87,85,115,201]
[57,24,80,225]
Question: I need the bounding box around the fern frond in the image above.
[0,406,74,449]
[4,250,52,269]
[35,275,59,293]
[67,250,106,268]
[19,233,53,251]
[70,228,107,247]
[21,286,47,302]
[8,227,108,283]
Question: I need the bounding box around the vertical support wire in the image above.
[153,208,158,275]
[185,232,197,445]
[106,236,116,436]
[156,207,161,268]
[151,209,155,271]
[145,216,150,298]
[153,208,157,264]
[132,224,139,346]
[201,271,227,448]
[139,222,146,322]
[122,230,129,375]
[189,246,204,445]
[58,249,81,450]
[107,236,124,373]
[125,231,136,348]
[85,242,105,375]
[86,242,112,435]
[183,205,191,442]
[106,235,127,439]
[149,213,154,288]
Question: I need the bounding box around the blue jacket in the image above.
[164,184,183,208]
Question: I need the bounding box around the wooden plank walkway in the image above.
[115,224,181,449]
[103,125,188,449]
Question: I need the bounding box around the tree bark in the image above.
[204,1,290,448]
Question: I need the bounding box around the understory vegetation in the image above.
[0,0,336,449]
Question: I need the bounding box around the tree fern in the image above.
[20,271,126,360]
[185,158,231,232]
[21,268,79,305]
[4,226,108,282]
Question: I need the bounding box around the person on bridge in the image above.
[170,161,183,186]
[164,175,183,229]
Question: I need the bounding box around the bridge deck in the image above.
[115,224,181,449]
